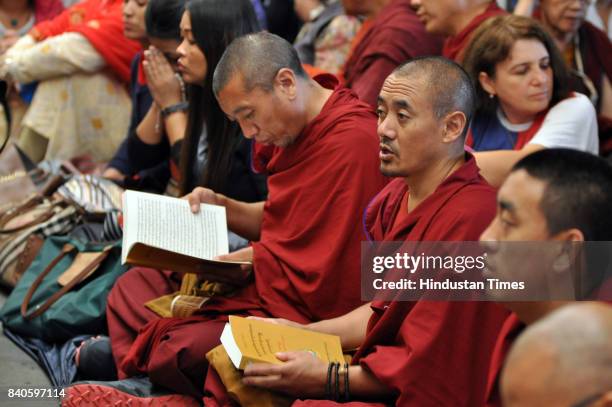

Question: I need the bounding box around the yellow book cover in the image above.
[221,316,344,370]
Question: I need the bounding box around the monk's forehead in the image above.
[379,73,428,105]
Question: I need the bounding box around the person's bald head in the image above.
[391,56,474,138]
[501,303,612,407]
[212,31,308,97]
[376,57,474,178]
[212,32,318,148]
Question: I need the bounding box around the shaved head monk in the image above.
[502,303,612,407]
[204,56,509,406]
[95,32,387,402]
[410,0,505,61]
[479,148,612,406]
[339,0,443,107]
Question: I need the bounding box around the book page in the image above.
[122,190,229,263]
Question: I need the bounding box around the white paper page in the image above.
[122,190,229,263]
[220,322,242,369]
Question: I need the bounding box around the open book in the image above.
[121,190,252,284]
[221,316,344,370]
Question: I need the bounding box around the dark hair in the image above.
[512,149,612,241]
[145,0,185,40]
[392,56,475,139]
[462,15,571,118]
[212,31,307,96]
[179,0,260,194]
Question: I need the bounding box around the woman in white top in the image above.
[462,14,598,187]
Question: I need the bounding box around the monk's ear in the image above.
[478,71,496,97]
[442,111,466,143]
[552,228,585,242]
[274,68,298,100]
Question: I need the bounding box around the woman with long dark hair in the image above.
[67,0,265,403]
[177,0,265,202]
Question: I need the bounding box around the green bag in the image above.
[0,236,126,342]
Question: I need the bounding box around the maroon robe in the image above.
[485,314,524,407]
[575,22,612,154]
[343,0,443,107]
[442,2,506,63]
[207,155,509,406]
[291,155,509,406]
[107,75,387,398]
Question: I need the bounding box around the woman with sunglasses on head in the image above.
[462,14,598,187]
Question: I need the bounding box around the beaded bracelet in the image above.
[344,362,350,401]
[335,361,341,401]
[326,362,334,399]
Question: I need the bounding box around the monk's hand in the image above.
[246,316,306,330]
[184,187,222,213]
[144,45,182,110]
[214,246,253,273]
[242,351,327,398]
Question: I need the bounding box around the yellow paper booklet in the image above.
[221,316,344,370]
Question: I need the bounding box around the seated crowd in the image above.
[0,0,611,406]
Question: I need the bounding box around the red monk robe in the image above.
[577,23,612,153]
[342,0,443,107]
[107,75,388,398]
[284,154,509,406]
[29,0,141,83]
[442,2,506,63]
[485,314,524,407]
[485,298,612,406]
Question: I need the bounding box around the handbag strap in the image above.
[20,244,113,320]
[0,195,63,234]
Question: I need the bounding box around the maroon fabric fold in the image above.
[484,314,524,407]
[342,0,443,107]
[442,2,506,62]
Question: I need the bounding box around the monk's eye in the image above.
[397,113,409,121]
[376,108,386,120]
[499,215,516,229]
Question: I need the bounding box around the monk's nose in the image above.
[377,118,396,140]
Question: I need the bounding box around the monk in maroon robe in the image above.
[208,57,508,406]
[409,0,505,62]
[341,0,443,107]
[479,148,612,405]
[500,303,612,407]
[105,32,387,398]
[532,0,612,154]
